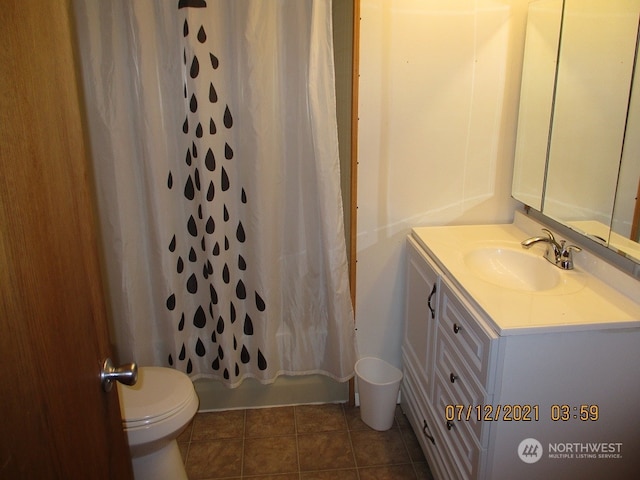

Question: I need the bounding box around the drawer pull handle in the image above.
[446,421,454,431]
[427,284,437,319]
[450,372,457,383]
[453,323,461,334]
[422,420,436,445]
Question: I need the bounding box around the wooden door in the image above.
[0,1,133,478]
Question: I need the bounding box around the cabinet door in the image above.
[404,238,440,392]
[401,357,456,480]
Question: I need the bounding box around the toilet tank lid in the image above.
[117,366,196,423]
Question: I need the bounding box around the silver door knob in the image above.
[101,358,138,392]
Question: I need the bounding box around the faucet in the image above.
[521,228,582,270]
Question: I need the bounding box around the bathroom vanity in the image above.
[401,212,640,479]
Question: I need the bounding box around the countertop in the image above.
[411,217,640,335]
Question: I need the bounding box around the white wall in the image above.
[355,0,530,368]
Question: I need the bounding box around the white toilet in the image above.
[117,367,199,480]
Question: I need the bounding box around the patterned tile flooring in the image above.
[177,403,435,479]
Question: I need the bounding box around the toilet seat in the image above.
[118,367,196,429]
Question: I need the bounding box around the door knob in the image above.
[101,358,138,392]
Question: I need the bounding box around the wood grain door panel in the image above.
[1,1,133,478]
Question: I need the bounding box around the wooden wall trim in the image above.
[348,0,361,407]
[349,0,360,308]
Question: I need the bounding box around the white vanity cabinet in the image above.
[402,232,640,480]
[403,237,496,479]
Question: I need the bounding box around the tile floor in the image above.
[177,403,435,479]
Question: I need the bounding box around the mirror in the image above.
[512,0,640,263]
[513,0,563,211]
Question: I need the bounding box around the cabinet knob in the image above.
[450,372,457,383]
[453,323,461,334]
[446,421,454,431]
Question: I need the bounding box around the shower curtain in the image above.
[74,0,356,387]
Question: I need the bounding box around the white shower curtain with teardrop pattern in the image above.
[74,0,356,386]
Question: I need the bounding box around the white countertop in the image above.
[411,215,640,335]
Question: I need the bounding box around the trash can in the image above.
[355,357,403,431]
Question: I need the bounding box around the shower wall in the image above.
[196,375,348,411]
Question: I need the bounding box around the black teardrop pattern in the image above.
[196,338,206,356]
[230,302,236,323]
[190,56,199,78]
[205,148,215,171]
[185,176,195,200]
[187,273,198,293]
[193,306,206,328]
[223,106,233,128]
[197,26,207,43]
[221,167,229,191]
[187,216,198,236]
[166,294,176,310]
[244,314,253,335]
[241,345,250,363]
[209,84,217,103]
[194,168,201,190]
[166,11,268,380]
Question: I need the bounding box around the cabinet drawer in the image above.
[433,330,490,443]
[439,279,496,387]
[402,354,457,480]
[431,375,485,480]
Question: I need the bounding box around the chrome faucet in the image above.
[521,228,582,270]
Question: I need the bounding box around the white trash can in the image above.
[355,357,403,431]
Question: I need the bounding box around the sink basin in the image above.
[464,246,560,292]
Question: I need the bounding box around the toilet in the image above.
[117,367,199,480]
